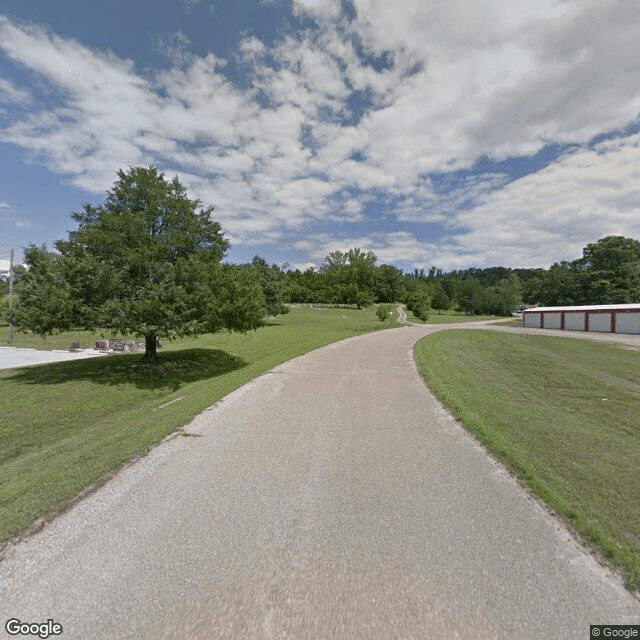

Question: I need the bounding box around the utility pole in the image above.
[7,249,14,345]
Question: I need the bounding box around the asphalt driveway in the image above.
[1,323,638,639]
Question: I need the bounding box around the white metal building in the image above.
[522,303,640,334]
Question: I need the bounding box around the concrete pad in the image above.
[0,346,108,369]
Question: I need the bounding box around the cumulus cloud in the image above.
[453,134,640,268]
[291,0,342,21]
[155,31,193,66]
[2,1,640,268]
[294,231,443,267]
[238,35,267,63]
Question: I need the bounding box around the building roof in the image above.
[524,303,640,313]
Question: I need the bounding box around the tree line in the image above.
[258,234,640,317]
[4,166,640,361]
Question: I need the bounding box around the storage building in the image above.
[522,303,640,334]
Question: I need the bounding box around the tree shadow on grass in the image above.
[5,349,247,391]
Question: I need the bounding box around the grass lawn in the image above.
[0,305,400,546]
[414,330,640,590]
[492,318,524,327]
[406,309,508,324]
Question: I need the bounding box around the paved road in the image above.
[1,323,639,639]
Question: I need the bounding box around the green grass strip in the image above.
[0,305,399,545]
[414,330,640,591]
[406,310,507,324]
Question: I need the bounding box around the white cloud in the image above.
[285,261,317,272]
[0,77,30,104]
[291,0,342,21]
[453,134,640,268]
[294,231,443,267]
[179,0,199,15]
[290,132,640,270]
[0,199,33,233]
[2,2,640,268]
[238,36,267,63]
[155,31,193,66]
[396,173,509,224]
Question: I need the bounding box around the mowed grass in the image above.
[492,318,524,327]
[406,310,507,324]
[414,330,640,590]
[0,305,399,545]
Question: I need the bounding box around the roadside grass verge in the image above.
[492,318,524,327]
[407,310,507,324]
[414,330,640,590]
[0,305,399,545]
[1,326,100,350]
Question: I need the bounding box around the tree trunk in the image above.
[143,334,158,362]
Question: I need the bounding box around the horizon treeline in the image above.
[3,235,639,320]
[246,235,640,317]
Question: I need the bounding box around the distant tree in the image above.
[515,267,546,305]
[250,256,289,316]
[532,262,579,306]
[574,235,640,304]
[439,275,459,309]
[12,166,266,361]
[303,267,328,303]
[406,280,432,321]
[517,268,547,305]
[9,248,75,336]
[0,290,8,323]
[431,283,450,314]
[345,247,377,308]
[282,270,309,304]
[374,264,405,303]
[375,303,393,322]
[492,273,523,315]
[321,247,377,308]
[459,277,485,315]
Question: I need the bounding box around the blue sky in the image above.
[2,1,640,273]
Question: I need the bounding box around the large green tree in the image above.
[250,256,289,316]
[575,235,640,304]
[13,166,266,361]
[321,247,377,308]
[373,263,405,303]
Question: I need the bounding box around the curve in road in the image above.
[1,322,638,639]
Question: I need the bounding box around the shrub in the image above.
[376,304,392,321]
[413,303,431,322]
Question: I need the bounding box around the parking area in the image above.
[0,346,108,369]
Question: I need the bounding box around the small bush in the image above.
[376,304,392,321]
[413,303,431,322]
